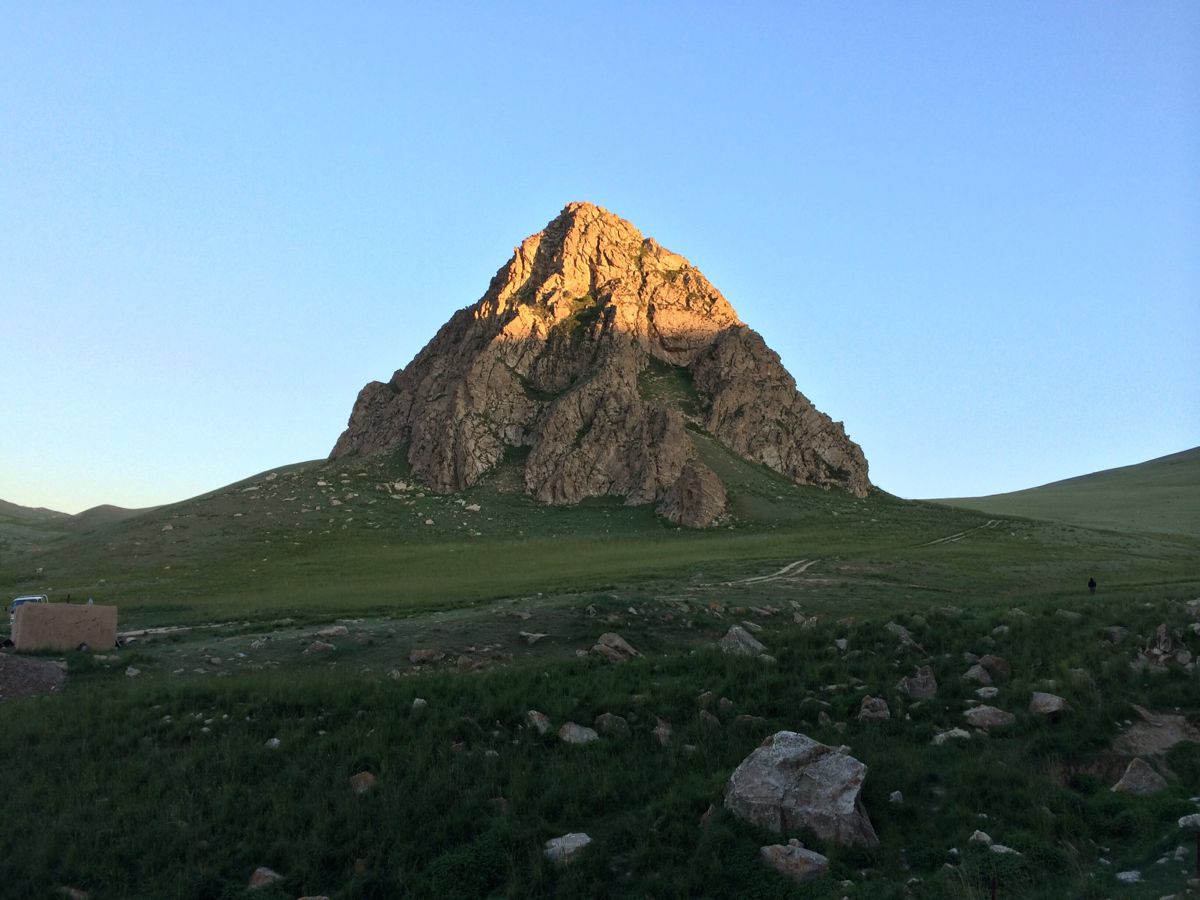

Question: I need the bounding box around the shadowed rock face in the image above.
[331,202,870,524]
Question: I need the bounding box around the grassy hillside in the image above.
[934,447,1200,536]
[3,440,1197,629]
[2,440,1199,898]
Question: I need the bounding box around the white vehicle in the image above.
[8,594,48,625]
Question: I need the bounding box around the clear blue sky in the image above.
[2,2,1197,513]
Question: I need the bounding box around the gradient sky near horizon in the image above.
[2,2,1197,514]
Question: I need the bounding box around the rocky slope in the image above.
[331,202,869,525]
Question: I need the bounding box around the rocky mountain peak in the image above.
[331,203,870,525]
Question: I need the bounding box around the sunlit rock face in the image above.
[331,202,870,524]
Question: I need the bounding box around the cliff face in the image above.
[331,202,869,525]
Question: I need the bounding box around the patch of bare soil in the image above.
[0,652,67,702]
[1112,704,1200,756]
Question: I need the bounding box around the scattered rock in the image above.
[969,830,992,846]
[719,697,734,712]
[527,710,552,734]
[349,771,377,794]
[718,625,767,657]
[759,839,830,884]
[1111,758,1168,796]
[595,712,631,738]
[264,737,281,750]
[990,844,1021,855]
[889,790,904,806]
[975,687,999,699]
[897,666,938,700]
[519,631,548,645]
[543,832,592,867]
[963,706,1014,730]
[724,731,879,847]
[857,696,890,721]
[834,638,849,652]
[304,641,334,655]
[1029,692,1070,719]
[697,690,714,708]
[248,866,282,889]
[699,709,721,728]
[412,697,427,710]
[124,666,141,678]
[1115,870,1142,883]
[653,718,672,746]
[409,649,444,664]
[962,665,992,685]
[591,632,641,663]
[978,655,1011,679]
[885,621,924,653]
[1055,609,1082,622]
[558,722,599,745]
[315,625,349,638]
[657,459,728,528]
[1178,814,1200,829]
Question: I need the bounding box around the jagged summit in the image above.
[331,202,869,525]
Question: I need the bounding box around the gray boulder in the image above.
[719,625,767,657]
[897,665,938,700]
[724,731,879,847]
[1112,758,1167,796]
[963,705,1015,730]
[759,839,830,883]
[543,832,591,867]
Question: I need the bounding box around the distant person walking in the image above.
[1088,577,1097,595]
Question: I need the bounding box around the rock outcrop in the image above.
[331,203,870,524]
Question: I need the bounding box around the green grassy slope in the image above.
[934,447,1200,536]
[2,438,1197,630]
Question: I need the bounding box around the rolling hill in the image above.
[933,447,1199,536]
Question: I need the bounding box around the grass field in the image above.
[1,444,1198,898]
[935,447,1200,537]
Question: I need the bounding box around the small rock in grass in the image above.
[1115,870,1141,883]
[969,830,992,846]
[1112,758,1167,796]
[653,717,672,745]
[963,706,1014,730]
[759,839,830,884]
[857,696,890,721]
[897,666,938,700]
[990,844,1021,855]
[719,696,734,712]
[1029,692,1070,719]
[350,771,377,794]
[125,666,141,678]
[526,710,551,734]
[315,625,348,638]
[1179,813,1200,829]
[543,832,591,867]
[595,712,631,738]
[979,654,1011,678]
[975,687,999,699]
[409,649,444,664]
[264,737,281,750]
[699,709,721,728]
[248,866,282,889]
[834,638,848,652]
[719,625,767,657]
[889,791,904,806]
[558,722,598,745]
[697,690,714,708]
[963,665,992,686]
[591,632,641,663]
[519,631,548,645]
[304,641,334,654]
[412,697,427,710]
